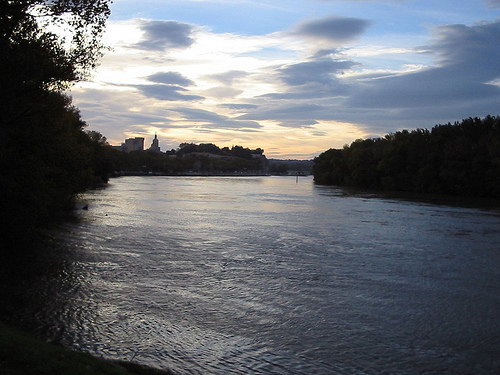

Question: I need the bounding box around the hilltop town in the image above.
[111,135,312,176]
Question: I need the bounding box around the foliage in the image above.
[85,130,121,183]
[113,143,268,175]
[0,0,112,248]
[268,159,314,175]
[0,0,111,82]
[313,116,500,198]
[0,93,115,248]
[176,143,263,159]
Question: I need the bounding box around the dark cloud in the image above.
[260,90,339,100]
[314,0,411,2]
[259,56,354,100]
[135,20,195,50]
[311,48,345,59]
[316,0,408,1]
[486,0,500,8]
[172,107,262,129]
[349,20,500,110]
[218,103,258,111]
[147,72,195,86]
[237,20,499,134]
[349,66,499,109]
[238,104,325,128]
[432,22,500,77]
[277,58,355,87]
[293,15,370,43]
[136,71,202,101]
[231,54,356,127]
[134,84,204,101]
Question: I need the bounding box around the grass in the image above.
[0,324,173,375]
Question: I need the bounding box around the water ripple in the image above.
[3,176,499,374]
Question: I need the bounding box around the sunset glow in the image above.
[71,0,500,159]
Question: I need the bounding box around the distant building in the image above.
[121,137,144,152]
[148,133,161,153]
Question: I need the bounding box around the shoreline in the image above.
[0,323,173,375]
[112,171,272,177]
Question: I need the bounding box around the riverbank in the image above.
[112,171,272,177]
[0,324,173,375]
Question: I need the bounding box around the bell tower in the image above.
[149,132,161,153]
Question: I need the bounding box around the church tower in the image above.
[149,132,161,153]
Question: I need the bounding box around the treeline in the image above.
[313,116,500,198]
[268,159,314,175]
[175,143,264,158]
[113,143,268,175]
[1,0,113,248]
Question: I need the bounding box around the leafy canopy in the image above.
[0,0,111,85]
[0,0,113,248]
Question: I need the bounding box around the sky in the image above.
[71,0,500,159]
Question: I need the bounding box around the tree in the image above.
[0,0,111,81]
[313,148,346,185]
[0,0,112,250]
[313,116,500,198]
[1,0,111,127]
[85,130,121,183]
[231,145,252,159]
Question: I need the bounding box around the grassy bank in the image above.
[0,324,172,375]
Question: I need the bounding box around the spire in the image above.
[149,132,160,153]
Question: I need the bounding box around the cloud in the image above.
[132,71,203,101]
[258,54,355,100]
[70,88,177,143]
[75,6,500,158]
[349,67,498,109]
[171,107,262,129]
[486,0,500,8]
[314,0,409,2]
[432,22,500,76]
[231,20,500,135]
[238,104,325,128]
[277,58,355,87]
[135,20,195,50]
[134,84,205,101]
[202,86,243,99]
[349,20,500,110]
[218,103,258,111]
[147,72,195,86]
[292,15,371,44]
[205,70,249,85]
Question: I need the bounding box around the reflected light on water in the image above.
[2,176,499,374]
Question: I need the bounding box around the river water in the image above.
[3,176,500,374]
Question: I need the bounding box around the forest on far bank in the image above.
[111,142,268,175]
[108,143,313,176]
[313,116,500,198]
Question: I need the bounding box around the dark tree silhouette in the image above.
[111,143,268,175]
[313,116,500,198]
[0,0,112,250]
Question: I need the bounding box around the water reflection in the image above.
[0,234,96,345]
[1,176,499,374]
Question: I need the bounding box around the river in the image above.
[2,176,500,374]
